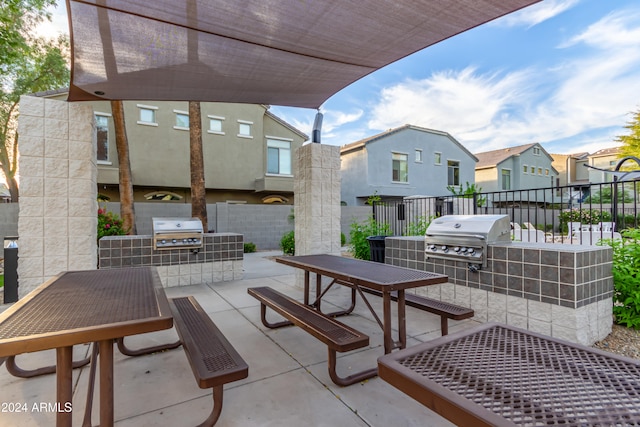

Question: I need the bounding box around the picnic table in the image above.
[274,254,448,353]
[0,267,173,427]
[378,322,640,426]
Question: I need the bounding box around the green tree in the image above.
[1,1,69,201]
[617,109,640,160]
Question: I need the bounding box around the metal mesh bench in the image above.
[169,296,248,427]
[361,287,474,335]
[248,286,376,386]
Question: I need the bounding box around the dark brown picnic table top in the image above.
[378,322,640,427]
[0,267,173,426]
[275,254,447,291]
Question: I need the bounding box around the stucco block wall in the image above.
[17,96,97,295]
[295,144,341,256]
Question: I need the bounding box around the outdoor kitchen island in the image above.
[98,232,244,287]
[384,235,613,346]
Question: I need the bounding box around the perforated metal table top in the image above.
[0,267,173,357]
[378,322,640,427]
[275,254,447,291]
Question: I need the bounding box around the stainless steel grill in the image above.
[425,215,511,269]
[152,217,203,250]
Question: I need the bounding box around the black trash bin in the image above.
[4,236,18,303]
[366,236,387,263]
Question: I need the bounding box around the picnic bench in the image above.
[248,286,376,386]
[169,296,249,427]
[378,322,640,426]
[360,287,474,336]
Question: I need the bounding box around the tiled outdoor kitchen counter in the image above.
[99,233,243,287]
[385,236,613,346]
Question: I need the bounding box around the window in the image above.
[238,120,253,138]
[501,169,511,190]
[545,169,549,176]
[434,152,442,165]
[447,160,460,186]
[523,165,528,174]
[144,191,183,201]
[207,115,225,134]
[538,167,542,175]
[415,149,423,163]
[137,104,158,126]
[95,113,110,163]
[267,138,292,175]
[533,147,541,156]
[173,110,189,130]
[392,153,408,182]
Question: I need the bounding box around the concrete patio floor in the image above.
[0,251,482,426]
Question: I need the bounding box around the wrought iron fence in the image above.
[372,181,640,245]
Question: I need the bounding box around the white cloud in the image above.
[497,0,580,28]
[365,6,640,155]
[34,1,69,39]
[561,9,640,49]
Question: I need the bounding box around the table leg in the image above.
[382,292,392,353]
[56,346,73,427]
[303,271,310,305]
[315,273,322,311]
[99,339,114,426]
[397,290,407,350]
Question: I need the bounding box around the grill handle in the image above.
[426,234,486,241]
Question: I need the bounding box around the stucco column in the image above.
[294,144,341,257]
[17,96,97,296]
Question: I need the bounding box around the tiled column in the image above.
[294,144,341,256]
[17,96,97,296]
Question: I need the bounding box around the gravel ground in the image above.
[593,323,640,360]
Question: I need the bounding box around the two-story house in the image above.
[39,89,308,204]
[475,143,558,193]
[340,125,478,206]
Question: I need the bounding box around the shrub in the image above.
[349,216,391,260]
[97,208,128,240]
[341,232,346,246]
[244,242,257,253]
[403,215,433,236]
[603,228,640,329]
[280,231,295,255]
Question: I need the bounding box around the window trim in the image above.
[173,109,189,131]
[207,114,225,135]
[415,149,423,163]
[447,159,460,187]
[136,104,159,127]
[501,168,512,190]
[237,120,254,139]
[266,137,292,176]
[95,112,112,165]
[392,151,409,183]
[434,152,442,165]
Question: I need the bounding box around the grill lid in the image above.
[426,215,511,243]
[152,217,203,250]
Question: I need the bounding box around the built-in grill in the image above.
[152,217,203,250]
[425,214,511,270]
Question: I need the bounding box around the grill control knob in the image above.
[429,245,437,251]
[468,248,476,255]
[172,239,177,243]
[161,239,166,244]
[460,247,467,253]
[441,246,448,253]
[453,247,460,252]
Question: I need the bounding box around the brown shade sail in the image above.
[66,0,539,108]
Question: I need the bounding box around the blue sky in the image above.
[45,0,640,155]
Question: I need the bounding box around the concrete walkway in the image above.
[0,251,481,426]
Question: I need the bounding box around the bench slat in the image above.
[169,296,248,389]
[248,287,369,352]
